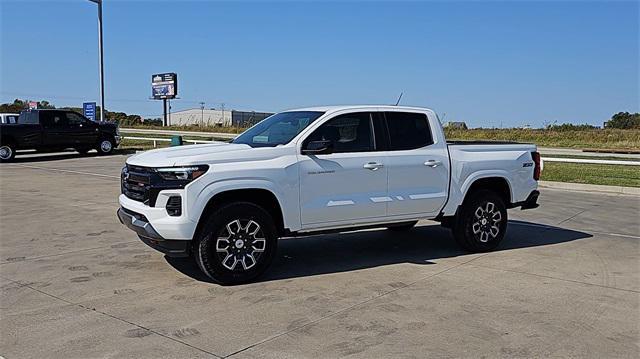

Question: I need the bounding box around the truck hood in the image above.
[126,142,290,167]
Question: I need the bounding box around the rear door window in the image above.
[40,111,68,128]
[384,112,433,150]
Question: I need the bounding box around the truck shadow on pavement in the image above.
[165,220,592,284]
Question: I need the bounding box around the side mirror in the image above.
[302,140,333,155]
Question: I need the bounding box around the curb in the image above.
[539,181,640,196]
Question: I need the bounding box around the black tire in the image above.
[386,221,418,231]
[0,143,16,162]
[96,137,115,155]
[195,202,278,285]
[452,190,508,252]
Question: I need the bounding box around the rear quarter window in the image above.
[385,112,433,150]
[18,112,39,124]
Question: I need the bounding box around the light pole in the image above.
[88,0,105,122]
[200,102,205,126]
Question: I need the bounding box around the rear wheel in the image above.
[195,202,278,285]
[386,221,418,231]
[0,144,16,162]
[452,190,507,252]
[96,137,114,155]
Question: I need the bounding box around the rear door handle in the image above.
[424,160,442,168]
[363,162,384,171]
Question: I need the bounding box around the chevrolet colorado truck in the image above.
[0,109,120,162]
[118,105,540,284]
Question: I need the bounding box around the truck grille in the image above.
[121,165,154,205]
[121,164,190,207]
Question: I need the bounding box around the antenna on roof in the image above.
[394,92,403,106]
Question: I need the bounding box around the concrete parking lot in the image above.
[1,152,639,358]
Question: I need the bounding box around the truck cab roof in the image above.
[287,105,435,114]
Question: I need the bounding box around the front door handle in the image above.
[424,160,442,168]
[363,162,384,171]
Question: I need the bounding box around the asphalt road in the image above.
[1,152,638,358]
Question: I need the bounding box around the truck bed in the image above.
[440,141,538,216]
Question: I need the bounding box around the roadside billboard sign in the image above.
[151,73,178,99]
[83,102,97,121]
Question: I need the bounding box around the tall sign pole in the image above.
[163,99,168,126]
[151,73,178,127]
[89,0,105,122]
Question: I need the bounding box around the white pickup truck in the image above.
[118,105,540,284]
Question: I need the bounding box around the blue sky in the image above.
[1,0,638,128]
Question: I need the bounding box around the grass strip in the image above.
[542,162,640,188]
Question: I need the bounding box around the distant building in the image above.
[151,108,274,127]
[231,110,273,128]
[443,121,468,130]
[166,108,232,127]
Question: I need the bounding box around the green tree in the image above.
[607,112,640,129]
[547,123,597,131]
[0,99,55,112]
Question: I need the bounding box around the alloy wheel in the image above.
[100,140,112,153]
[0,146,12,160]
[215,219,266,271]
[471,201,502,243]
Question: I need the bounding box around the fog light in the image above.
[166,196,182,216]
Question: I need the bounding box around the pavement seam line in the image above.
[224,253,490,358]
[0,241,136,265]
[468,263,640,294]
[557,208,590,225]
[10,164,121,179]
[0,276,223,358]
[557,194,612,226]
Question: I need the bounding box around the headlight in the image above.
[156,165,209,181]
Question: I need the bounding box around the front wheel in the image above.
[195,202,278,285]
[452,190,508,252]
[0,144,16,162]
[97,137,115,155]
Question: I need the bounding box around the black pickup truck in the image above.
[0,109,120,162]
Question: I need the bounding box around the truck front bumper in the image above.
[117,207,190,257]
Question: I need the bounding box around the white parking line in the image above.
[9,164,120,179]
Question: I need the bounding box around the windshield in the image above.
[232,111,324,147]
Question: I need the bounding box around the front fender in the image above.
[186,177,300,232]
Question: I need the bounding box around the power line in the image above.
[0,91,229,106]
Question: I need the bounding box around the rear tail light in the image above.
[532,151,541,181]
